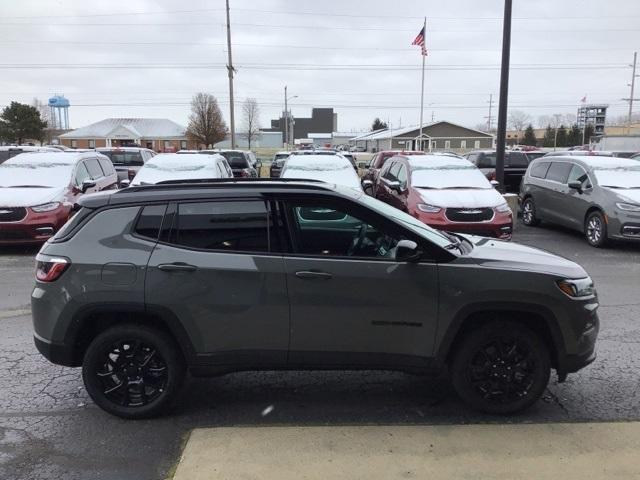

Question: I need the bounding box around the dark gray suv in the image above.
[32,180,599,418]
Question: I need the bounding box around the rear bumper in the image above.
[34,334,78,367]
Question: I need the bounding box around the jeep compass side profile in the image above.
[32,180,598,418]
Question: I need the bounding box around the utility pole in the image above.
[284,86,288,150]
[485,94,494,132]
[495,0,512,193]
[622,51,638,134]
[225,0,236,149]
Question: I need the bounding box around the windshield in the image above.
[219,152,249,168]
[100,151,144,166]
[593,165,640,188]
[0,160,74,187]
[356,192,453,249]
[282,160,361,190]
[411,163,491,189]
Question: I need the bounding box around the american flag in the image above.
[411,26,427,56]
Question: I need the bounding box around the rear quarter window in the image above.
[134,204,167,240]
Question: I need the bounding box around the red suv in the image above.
[361,150,426,194]
[374,154,513,239]
[0,151,117,244]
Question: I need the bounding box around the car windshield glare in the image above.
[0,161,74,187]
[593,165,640,188]
[411,164,491,189]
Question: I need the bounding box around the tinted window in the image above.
[289,202,402,259]
[530,161,551,179]
[100,151,145,166]
[135,204,167,240]
[85,158,103,178]
[546,162,572,183]
[477,153,496,168]
[220,152,249,168]
[506,152,529,167]
[174,201,274,252]
[387,162,401,181]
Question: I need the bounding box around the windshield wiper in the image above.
[6,185,50,188]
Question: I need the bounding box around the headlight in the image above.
[616,202,640,212]
[495,202,512,213]
[31,202,61,213]
[557,277,595,298]
[417,203,442,213]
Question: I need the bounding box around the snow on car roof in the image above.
[282,154,361,191]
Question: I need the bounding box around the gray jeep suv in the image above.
[32,180,599,418]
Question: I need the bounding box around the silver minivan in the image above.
[520,156,640,247]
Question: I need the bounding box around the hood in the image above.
[608,188,640,204]
[0,187,65,207]
[417,187,505,208]
[462,236,587,278]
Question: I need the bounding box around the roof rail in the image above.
[121,177,331,194]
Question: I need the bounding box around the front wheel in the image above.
[82,324,185,419]
[585,210,608,248]
[450,321,551,414]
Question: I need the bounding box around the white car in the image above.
[280,154,363,192]
[129,153,232,186]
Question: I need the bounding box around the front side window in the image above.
[74,163,91,185]
[172,201,277,253]
[568,164,591,188]
[288,201,403,260]
[85,158,104,179]
[396,164,408,188]
[546,162,572,183]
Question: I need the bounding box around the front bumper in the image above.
[414,209,513,239]
[0,206,70,245]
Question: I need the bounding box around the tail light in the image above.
[487,171,496,181]
[128,168,136,180]
[240,169,251,177]
[35,255,70,282]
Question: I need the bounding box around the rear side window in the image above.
[546,162,572,183]
[135,204,167,240]
[530,161,551,179]
[85,158,104,179]
[506,152,529,167]
[172,201,277,253]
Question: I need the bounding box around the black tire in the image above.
[584,210,608,248]
[521,197,540,226]
[450,321,551,414]
[82,324,185,419]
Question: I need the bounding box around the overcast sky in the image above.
[2,0,638,133]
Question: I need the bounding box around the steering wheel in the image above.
[347,223,368,256]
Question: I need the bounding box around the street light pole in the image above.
[225,0,236,149]
[284,86,288,151]
[495,0,512,193]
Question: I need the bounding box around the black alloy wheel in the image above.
[451,321,550,414]
[82,325,185,419]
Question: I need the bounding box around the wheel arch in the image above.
[436,302,568,379]
[63,303,196,367]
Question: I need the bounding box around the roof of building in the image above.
[353,121,494,141]
[59,118,187,139]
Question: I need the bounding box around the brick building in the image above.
[58,118,198,152]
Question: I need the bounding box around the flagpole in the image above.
[418,17,426,151]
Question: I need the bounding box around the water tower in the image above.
[48,95,70,130]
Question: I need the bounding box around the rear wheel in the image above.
[82,324,185,419]
[450,321,550,414]
[585,210,608,248]
[521,197,540,226]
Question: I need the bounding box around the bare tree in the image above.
[186,93,228,148]
[508,110,531,143]
[240,98,261,150]
[32,98,50,127]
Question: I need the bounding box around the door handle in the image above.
[295,270,333,280]
[158,263,198,272]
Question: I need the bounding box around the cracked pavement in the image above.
[0,222,639,480]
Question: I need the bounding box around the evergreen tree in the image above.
[523,124,537,146]
[371,118,388,131]
[567,124,582,146]
[0,101,47,144]
[584,124,595,144]
[543,126,555,147]
[556,125,568,147]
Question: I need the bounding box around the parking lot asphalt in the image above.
[0,221,639,480]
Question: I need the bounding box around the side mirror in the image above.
[568,180,582,192]
[395,239,422,262]
[386,180,401,191]
[490,180,500,188]
[361,179,374,195]
[119,179,130,188]
[81,179,96,193]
